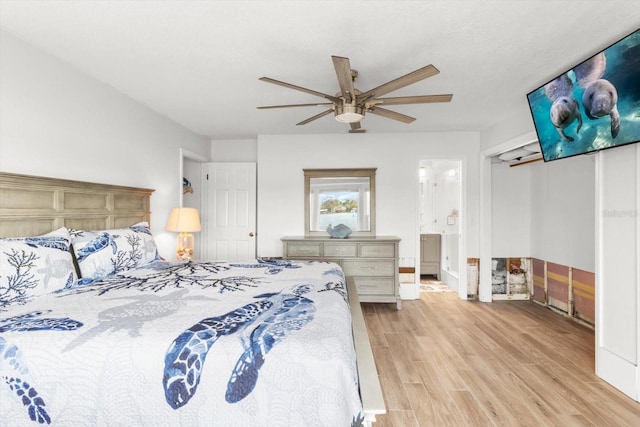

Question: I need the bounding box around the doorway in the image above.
[181,148,207,259]
[418,159,463,293]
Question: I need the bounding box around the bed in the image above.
[0,172,385,426]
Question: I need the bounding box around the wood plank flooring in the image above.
[362,292,640,426]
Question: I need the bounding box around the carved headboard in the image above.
[0,172,154,238]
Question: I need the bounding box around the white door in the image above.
[204,162,257,261]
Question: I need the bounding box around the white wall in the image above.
[490,151,595,305]
[480,105,534,152]
[255,132,481,267]
[210,139,257,162]
[491,155,594,270]
[0,31,210,258]
[530,155,595,271]
[491,162,531,257]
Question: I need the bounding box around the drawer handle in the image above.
[358,284,378,288]
[359,266,378,270]
[298,249,311,252]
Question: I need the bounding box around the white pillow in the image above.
[70,222,161,280]
[0,227,77,307]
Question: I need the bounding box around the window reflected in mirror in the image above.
[309,177,370,231]
[304,168,376,236]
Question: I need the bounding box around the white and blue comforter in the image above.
[0,259,364,426]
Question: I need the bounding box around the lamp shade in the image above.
[166,207,201,232]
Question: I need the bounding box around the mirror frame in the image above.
[304,168,376,236]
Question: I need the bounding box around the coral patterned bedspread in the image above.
[0,260,364,426]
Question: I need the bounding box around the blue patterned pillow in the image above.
[0,228,78,307]
[70,222,161,280]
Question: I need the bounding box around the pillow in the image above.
[0,227,78,307]
[70,222,161,280]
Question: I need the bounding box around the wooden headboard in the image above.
[0,172,154,238]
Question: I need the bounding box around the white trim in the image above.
[181,148,208,162]
[459,157,468,300]
[178,150,185,208]
[200,162,209,259]
[478,154,492,302]
[597,345,638,399]
[637,144,640,402]
[481,131,538,159]
[637,144,640,401]
[595,150,604,381]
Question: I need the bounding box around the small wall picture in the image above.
[183,177,193,195]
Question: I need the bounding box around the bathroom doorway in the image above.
[418,159,463,293]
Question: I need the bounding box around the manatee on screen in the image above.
[582,78,620,138]
[573,52,606,89]
[549,96,583,142]
[544,74,582,141]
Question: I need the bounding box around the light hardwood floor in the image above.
[362,292,640,426]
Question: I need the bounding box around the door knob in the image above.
[249,232,255,237]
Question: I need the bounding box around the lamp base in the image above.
[176,232,194,261]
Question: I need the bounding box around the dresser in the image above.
[282,236,401,309]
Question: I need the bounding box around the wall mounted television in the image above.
[527,27,640,162]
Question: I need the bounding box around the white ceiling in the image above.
[1,1,638,140]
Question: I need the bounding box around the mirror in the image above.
[304,168,376,236]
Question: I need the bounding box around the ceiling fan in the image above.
[257,55,453,133]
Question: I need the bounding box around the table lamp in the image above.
[166,207,201,261]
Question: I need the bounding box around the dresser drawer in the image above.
[359,243,395,258]
[324,242,358,258]
[354,277,395,295]
[285,242,321,257]
[342,259,395,277]
[282,236,400,308]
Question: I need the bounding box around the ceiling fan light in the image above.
[334,105,364,123]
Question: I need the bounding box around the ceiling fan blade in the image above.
[373,94,453,106]
[259,77,340,104]
[359,64,440,100]
[296,109,334,125]
[332,56,355,104]
[257,103,334,109]
[368,106,415,123]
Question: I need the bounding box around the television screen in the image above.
[527,28,640,162]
